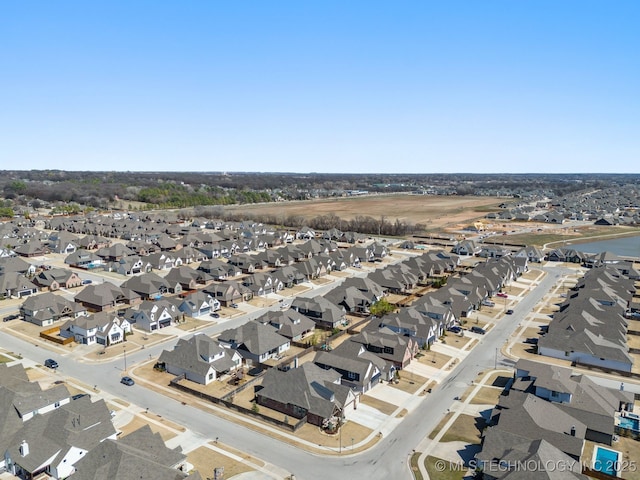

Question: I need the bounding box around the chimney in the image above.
[570,425,576,437]
[19,440,29,457]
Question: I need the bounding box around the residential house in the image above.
[64,249,104,269]
[256,362,357,427]
[197,258,241,280]
[74,282,141,312]
[0,366,117,480]
[375,307,439,347]
[314,340,393,393]
[143,251,182,271]
[178,291,220,317]
[204,281,251,307]
[123,299,180,332]
[538,266,634,372]
[158,334,241,385]
[164,265,214,293]
[0,271,39,299]
[33,268,83,291]
[513,359,634,445]
[349,329,419,369]
[71,425,199,480]
[108,254,152,276]
[291,296,346,329]
[120,272,170,300]
[21,292,87,327]
[255,309,316,342]
[218,321,290,367]
[13,240,49,258]
[60,311,131,346]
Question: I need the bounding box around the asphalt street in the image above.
[0,264,584,480]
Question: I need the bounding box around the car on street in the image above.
[506,309,514,315]
[496,292,508,298]
[120,376,135,386]
[44,359,59,369]
[470,326,486,335]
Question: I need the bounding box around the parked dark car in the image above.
[3,314,19,322]
[506,309,514,315]
[447,326,462,334]
[44,359,59,369]
[72,393,90,400]
[120,376,135,386]
[209,312,220,318]
[470,326,486,335]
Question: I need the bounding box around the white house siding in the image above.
[52,446,86,479]
[534,386,572,403]
[166,364,212,385]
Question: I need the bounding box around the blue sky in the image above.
[1,1,638,173]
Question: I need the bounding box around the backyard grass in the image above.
[0,354,11,363]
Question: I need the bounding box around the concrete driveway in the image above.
[347,402,390,430]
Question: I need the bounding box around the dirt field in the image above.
[225,194,502,230]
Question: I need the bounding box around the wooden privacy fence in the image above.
[40,327,74,345]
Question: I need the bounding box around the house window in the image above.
[208,373,214,380]
[383,346,393,354]
[347,371,357,380]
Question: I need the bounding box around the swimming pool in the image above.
[619,416,640,431]
[593,446,622,476]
